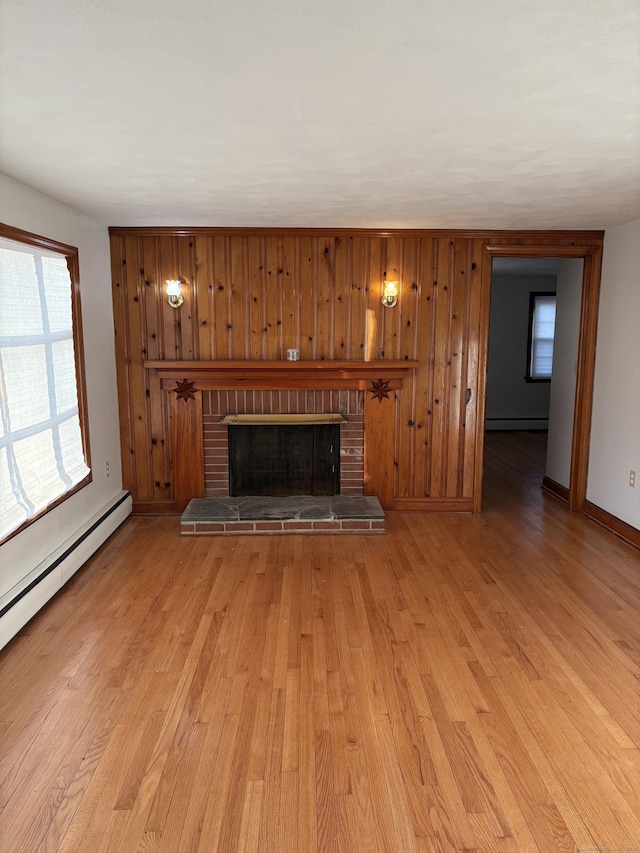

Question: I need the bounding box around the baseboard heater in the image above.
[0,491,132,652]
[485,418,549,431]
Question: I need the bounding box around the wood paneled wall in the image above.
[109,228,604,513]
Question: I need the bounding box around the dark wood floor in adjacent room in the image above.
[1,431,640,852]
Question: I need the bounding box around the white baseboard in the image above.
[0,491,131,652]
[485,419,549,431]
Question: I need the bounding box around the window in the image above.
[0,224,91,543]
[526,292,556,381]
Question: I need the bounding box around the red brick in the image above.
[181,523,196,532]
[283,521,314,530]
[255,522,284,531]
[341,521,370,530]
[194,522,225,532]
[371,521,386,530]
[224,522,255,532]
[312,521,341,530]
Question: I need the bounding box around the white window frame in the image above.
[0,223,92,544]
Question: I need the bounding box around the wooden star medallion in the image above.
[369,378,392,402]
[173,379,197,402]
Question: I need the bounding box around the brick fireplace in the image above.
[143,359,417,512]
[202,390,364,498]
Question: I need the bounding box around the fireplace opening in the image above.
[228,424,340,497]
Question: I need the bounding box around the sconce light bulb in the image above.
[381,280,399,308]
[166,279,184,308]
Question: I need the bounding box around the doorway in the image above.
[475,244,603,513]
[483,256,584,507]
[484,257,560,505]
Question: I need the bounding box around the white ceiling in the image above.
[1,0,639,229]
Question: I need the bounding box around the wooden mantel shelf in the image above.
[144,359,418,390]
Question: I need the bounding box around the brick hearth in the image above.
[181,495,385,535]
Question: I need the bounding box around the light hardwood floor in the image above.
[1,432,640,852]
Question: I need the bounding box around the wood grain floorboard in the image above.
[1,431,639,851]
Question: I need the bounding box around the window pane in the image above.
[0,448,29,538]
[2,344,51,430]
[58,417,90,484]
[42,256,73,333]
[0,249,43,337]
[52,339,79,414]
[530,294,556,378]
[12,430,66,512]
[532,339,554,377]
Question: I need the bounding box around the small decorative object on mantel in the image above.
[286,348,301,361]
[173,378,197,402]
[369,378,392,402]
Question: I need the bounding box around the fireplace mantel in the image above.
[144,359,418,511]
[144,359,418,390]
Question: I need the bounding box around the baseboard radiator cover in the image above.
[485,418,549,431]
[0,491,132,652]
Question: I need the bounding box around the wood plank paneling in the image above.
[109,228,604,512]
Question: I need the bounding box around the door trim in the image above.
[474,244,603,513]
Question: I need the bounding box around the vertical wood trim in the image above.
[110,236,134,494]
[473,244,494,511]
[195,236,212,359]
[334,237,349,359]
[430,239,453,496]
[125,236,153,500]
[224,236,234,360]
[364,392,395,510]
[462,239,484,498]
[350,238,368,360]
[282,237,299,354]
[569,247,602,512]
[447,240,467,496]
[65,251,92,475]
[171,390,204,512]
[419,237,438,498]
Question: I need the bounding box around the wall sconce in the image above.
[166,278,184,309]
[381,280,399,308]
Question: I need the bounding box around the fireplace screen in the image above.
[228,424,340,497]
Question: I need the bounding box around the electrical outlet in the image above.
[630,469,637,488]
[105,461,110,479]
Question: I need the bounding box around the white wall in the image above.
[486,274,556,429]
[545,259,583,488]
[587,218,640,528]
[0,175,128,636]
